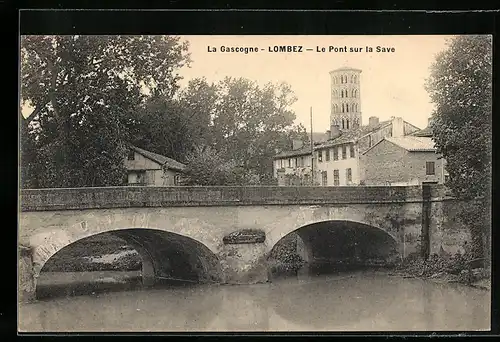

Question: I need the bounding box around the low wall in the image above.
[20,185,451,211]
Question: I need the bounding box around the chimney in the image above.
[330,124,341,139]
[391,116,404,138]
[368,116,379,127]
[292,139,303,150]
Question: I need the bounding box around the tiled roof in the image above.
[130,145,186,172]
[384,136,436,152]
[274,121,394,158]
[411,126,433,137]
[273,132,326,159]
[315,120,392,149]
[274,146,313,159]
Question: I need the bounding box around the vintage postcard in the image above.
[19,34,492,332]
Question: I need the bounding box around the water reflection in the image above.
[19,271,490,332]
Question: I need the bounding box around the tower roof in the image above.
[329,67,362,73]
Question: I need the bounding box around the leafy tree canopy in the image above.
[425,35,492,260]
[426,35,492,200]
[20,35,190,188]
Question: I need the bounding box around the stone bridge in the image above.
[18,185,469,302]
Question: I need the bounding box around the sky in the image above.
[21,35,454,133]
[177,35,454,132]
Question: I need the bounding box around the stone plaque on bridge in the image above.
[223,229,266,245]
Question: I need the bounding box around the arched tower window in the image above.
[340,90,343,98]
[346,90,348,98]
[346,119,350,129]
[342,118,345,129]
[344,75,348,83]
[341,103,345,113]
[346,103,349,112]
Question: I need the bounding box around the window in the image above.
[322,171,328,186]
[444,174,449,183]
[333,170,340,186]
[288,159,291,167]
[325,149,330,161]
[426,161,435,175]
[127,150,135,160]
[346,119,350,129]
[294,158,298,167]
[318,151,322,163]
[346,168,352,183]
[300,156,304,167]
[349,144,355,158]
[346,103,349,112]
[342,146,347,159]
[333,147,339,160]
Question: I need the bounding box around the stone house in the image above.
[361,135,447,186]
[124,145,186,186]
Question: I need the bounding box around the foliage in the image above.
[20,35,190,188]
[395,253,489,285]
[130,78,217,162]
[20,36,305,188]
[210,77,308,177]
[425,35,492,259]
[182,145,241,186]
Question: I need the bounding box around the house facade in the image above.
[362,135,447,186]
[124,146,186,186]
[273,140,314,186]
[313,116,421,186]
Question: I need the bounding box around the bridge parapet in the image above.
[20,185,452,212]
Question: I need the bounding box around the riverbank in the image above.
[43,234,141,272]
[389,254,491,291]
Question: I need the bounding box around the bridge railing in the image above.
[19,185,451,211]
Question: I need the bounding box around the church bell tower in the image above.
[329,67,362,130]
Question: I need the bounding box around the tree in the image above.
[20,35,190,188]
[425,35,492,260]
[182,145,241,186]
[131,77,218,162]
[211,77,308,178]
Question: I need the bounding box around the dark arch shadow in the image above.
[268,220,400,278]
[37,228,223,300]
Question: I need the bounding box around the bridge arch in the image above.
[267,219,402,272]
[30,226,224,298]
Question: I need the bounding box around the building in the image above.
[330,67,362,129]
[124,145,186,186]
[273,140,314,186]
[272,66,437,186]
[362,135,447,186]
[313,66,421,186]
[313,116,421,186]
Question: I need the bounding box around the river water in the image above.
[19,271,490,332]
